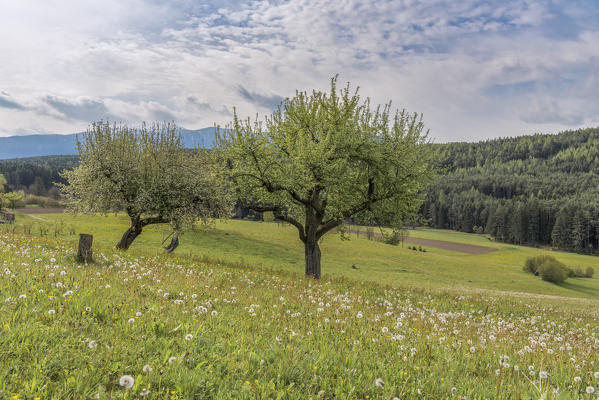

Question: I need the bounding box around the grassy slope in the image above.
[6,213,599,303]
[2,222,599,398]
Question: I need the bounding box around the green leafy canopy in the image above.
[218,76,434,245]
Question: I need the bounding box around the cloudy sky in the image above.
[0,0,598,141]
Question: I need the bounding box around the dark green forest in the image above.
[423,127,599,253]
[3,127,599,254]
[0,155,78,198]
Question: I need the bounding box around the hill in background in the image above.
[423,127,599,253]
[0,127,217,159]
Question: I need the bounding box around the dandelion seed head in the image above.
[119,375,134,389]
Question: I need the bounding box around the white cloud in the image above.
[0,0,598,141]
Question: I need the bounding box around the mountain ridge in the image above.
[0,127,217,159]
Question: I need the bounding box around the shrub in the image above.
[523,255,555,274]
[383,231,401,246]
[538,259,568,284]
[585,266,595,278]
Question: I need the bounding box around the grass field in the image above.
[1,213,599,399]
[5,212,599,302]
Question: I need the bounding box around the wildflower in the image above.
[18,294,26,300]
[48,309,56,315]
[574,376,582,383]
[136,312,142,317]
[375,378,384,387]
[127,318,135,324]
[594,372,599,379]
[539,371,548,379]
[140,389,150,396]
[119,375,135,389]
[586,386,595,394]
[211,310,218,316]
[470,346,476,353]
[185,334,193,341]
[514,365,519,372]
[143,364,152,373]
[168,356,176,364]
[356,312,363,318]
[88,340,97,349]
[85,307,91,312]
[62,290,73,297]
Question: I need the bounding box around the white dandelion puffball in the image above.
[539,371,548,379]
[586,386,595,394]
[574,376,582,383]
[375,378,384,387]
[594,371,599,379]
[88,340,97,349]
[119,375,134,389]
[127,318,135,324]
[143,364,153,373]
[185,334,193,341]
[168,356,177,364]
[140,389,150,396]
[48,309,56,315]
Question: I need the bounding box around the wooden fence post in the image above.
[77,233,93,263]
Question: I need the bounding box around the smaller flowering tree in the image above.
[61,121,231,251]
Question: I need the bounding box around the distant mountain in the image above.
[0,127,217,159]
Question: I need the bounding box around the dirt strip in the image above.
[344,229,498,255]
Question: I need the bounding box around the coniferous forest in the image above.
[3,127,599,254]
[423,127,599,253]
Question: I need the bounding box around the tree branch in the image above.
[241,201,306,242]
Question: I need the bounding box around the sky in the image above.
[0,0,598,142]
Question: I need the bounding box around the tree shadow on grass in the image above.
[182,227,303,269]
[557,280,598,298]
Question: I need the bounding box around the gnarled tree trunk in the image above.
[164,233,179,253]
[116,214,167,250]
[116,223,143,250]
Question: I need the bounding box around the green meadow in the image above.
[6,212,599,303]
[1,212,599,399]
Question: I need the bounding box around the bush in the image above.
[383,231,401,246]
[524,255,571,284]
[585,266,594,278]
[538,259,568,284]
[523,255,555,274]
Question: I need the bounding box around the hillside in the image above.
[0,127,217,159]
[423,127,599,253]
[1,216,598,398]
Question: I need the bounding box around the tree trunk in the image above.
[304,240,321,279]
[164,233,179,253]
[116,224,143,250]
[77,233,93,262]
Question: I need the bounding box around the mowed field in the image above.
[7,211,599,303]
[2,211,599,398]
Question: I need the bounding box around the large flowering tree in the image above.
[218,77,434,279]
[61,121,231,251]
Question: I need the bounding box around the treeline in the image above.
[422,127,599,254]
[5,127,599,255]
[0,155,78,198]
